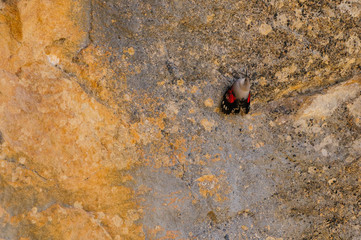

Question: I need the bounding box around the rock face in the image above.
[0,0,360,239]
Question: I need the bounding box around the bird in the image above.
[221,76,251,114]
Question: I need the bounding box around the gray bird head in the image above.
[233,77,251,100]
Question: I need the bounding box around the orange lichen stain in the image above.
[204,153,211,160]
[147,225,165,239]
[45,44,121,108]
[215,193,229,202]
[204,98,214,107]
[121,175,134,183]
[169,138,187,164]
[159,231,182,240]
[198,160,207,165]
[196,172,231,202]
[134,65,141,74]
[0,67,143,237]
[212,154,221,162]
[157,80,166,86]
[0,1,146,239]
[206,13,215,23]
[190,86,198,93]
[11,204,114,239]
[177,79,184,86]
[241,225,249,231]
[255,141,265,148]
[213,59,220,65]
[69,46,121,106]
[201,118,215,131]
[123,47,135,56]
[249,112,262,117]
[129,128,140,144]
[196,175,220,198]
[163,194,189,210]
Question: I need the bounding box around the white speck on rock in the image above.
[47,54,60,66]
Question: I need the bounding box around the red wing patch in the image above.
[226,90,235,103]
[247,92,251,103]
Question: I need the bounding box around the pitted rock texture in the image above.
[0,0,360,239]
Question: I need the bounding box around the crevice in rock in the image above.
[1,157,48,182]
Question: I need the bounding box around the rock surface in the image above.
[0,0,360,239]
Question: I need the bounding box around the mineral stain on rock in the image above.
[1,0,361,239]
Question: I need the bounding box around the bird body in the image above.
[221,77,251,114]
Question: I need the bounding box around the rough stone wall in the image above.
[0,0,360,239]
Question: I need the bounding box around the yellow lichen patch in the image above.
[259,77,267,86]
[206,13,215,23]
[259,23,273,35]
[241,225,249,231]
[201,119,215,131]
[204,98,214,107]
